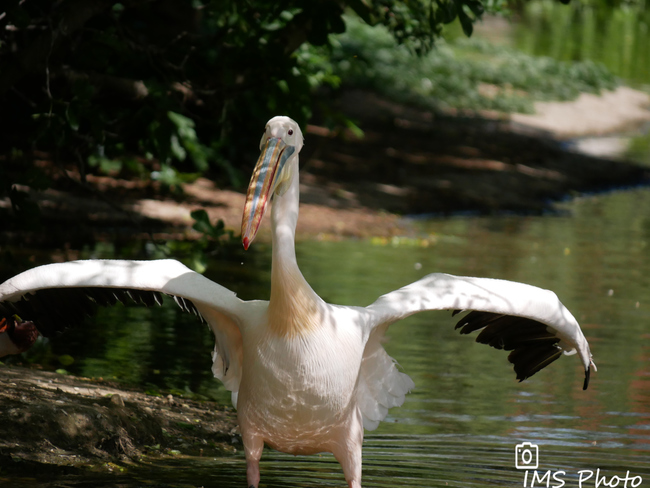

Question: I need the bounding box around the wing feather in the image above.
[0,259,247,402]
[365,273,594,389]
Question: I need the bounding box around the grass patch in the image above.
[308,16,618,113]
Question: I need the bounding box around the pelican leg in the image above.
[243,432,264,488]
[331,409,364,488]
[333,442,363,488]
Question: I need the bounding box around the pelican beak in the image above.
[241,137,295,250]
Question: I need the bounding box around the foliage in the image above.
[323,16,618,113]
[186,209,236,273]
[0,0,598,242]
[0,0,498,233]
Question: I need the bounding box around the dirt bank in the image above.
[510,86,650,138]
[0,364,238,477]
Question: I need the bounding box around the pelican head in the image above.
[241,116,303,250]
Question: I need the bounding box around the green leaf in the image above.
[168,111,196,132]
[189,252,207,274]
[58,354,75,366]
[345,120,365,139]
[170,134,187,161]
[191,209,214,235]
[151,164,193,189]
[465,0,485,18]
[65,105,80,131]
[88,154,123,174]
[437,0,458,24]
[458,8,474,37]
[346,0,372,24]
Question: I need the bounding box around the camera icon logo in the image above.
[515,442,539,470]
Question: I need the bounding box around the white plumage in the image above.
[0,116,595,488]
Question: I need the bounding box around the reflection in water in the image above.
[5,188,650,486]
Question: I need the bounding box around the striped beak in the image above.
[241,137,296,250]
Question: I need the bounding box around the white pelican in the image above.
[0,116,595,488]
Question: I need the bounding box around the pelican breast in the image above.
[237,304,366,446]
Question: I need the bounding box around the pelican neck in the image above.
[268,168,323,335]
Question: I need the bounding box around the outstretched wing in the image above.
[0,259,247,400]
[365,273,595,389]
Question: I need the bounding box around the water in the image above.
[5,187,650,486]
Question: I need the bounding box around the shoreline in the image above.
[0,364,238,475]
[2,87,648,250]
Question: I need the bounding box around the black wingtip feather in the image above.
[452,310,567,384]
[583,366,590,390]
[456,311,508,334]
[509,345,562,382]
[1,287,205,337]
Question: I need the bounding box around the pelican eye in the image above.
[288,129,294,136]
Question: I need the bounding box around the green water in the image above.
[5,187,650,486]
